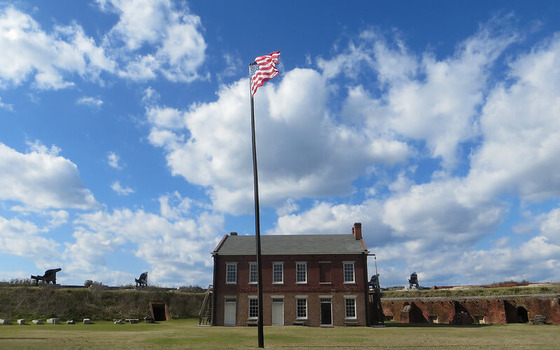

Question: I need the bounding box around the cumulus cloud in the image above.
[66,205,224,286]
[76,96,103,108]
[541,208,560,245]
[323,23,517,170]
[97,0,207,82]
[146,67,410,215]
[0,6,115,89]
[107,152,121,169]
[466,33,560,203]
[0,142,97,210]
[110,181,134,196]
[266,22,560,287]
[0,96,13,111]
[0,2,206,89]
[0,216,61,266]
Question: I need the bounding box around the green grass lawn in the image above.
[0,319,557,349]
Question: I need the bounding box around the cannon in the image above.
[31,268,61,286]
[408,272,419,289]
[135,272,148,288]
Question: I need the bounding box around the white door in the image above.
[224,298,236,326]
[271,298,284,326]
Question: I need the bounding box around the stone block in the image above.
[46,318,59,324]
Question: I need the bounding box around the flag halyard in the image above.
[250,51,280,96]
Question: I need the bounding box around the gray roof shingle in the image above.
[214,234,367,256]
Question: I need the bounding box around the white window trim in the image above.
[248,262,257,284]
[272,262,284,284]
[295,296,308,320]
[344,295,357,320]
[295,261,307,284]
[226,262,237,284]
[248,296,258,319]
[343,261,355,284]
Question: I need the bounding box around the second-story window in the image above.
[343,262,355,283]
[296,262,307,283]
[273,262,283,284]
[249,262,257,284]
[226,263,237,284]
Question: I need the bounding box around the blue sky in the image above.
[1,0,560,288]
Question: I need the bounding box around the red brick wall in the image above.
[213,253,368,326]
[381,296,560,324]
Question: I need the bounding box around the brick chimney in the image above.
[352,223,362,240]
[230,232,238,236]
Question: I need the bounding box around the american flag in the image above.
[250,51,280,96]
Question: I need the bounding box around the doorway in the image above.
[149,302,168,321]
[517,306,528,323]
[320,298,332,326]
[272,298,284,326]
[224,298,237,326]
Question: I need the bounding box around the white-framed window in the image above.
[226,262,237,284]
[272,262,284,284]
[249,262,257,284]
[296,262,307,284]
[344,296,357,319]
[343,261,355,283]
[296,296,307,319]
[248,296,258,319]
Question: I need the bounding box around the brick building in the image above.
[210,223,371,327]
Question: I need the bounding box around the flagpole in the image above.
[249,63,265,349]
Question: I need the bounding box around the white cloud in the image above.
[0,142,97,210]
[159,192,191,220]
[0,216,61,266]
[323,24,517,170]
[218,53,242,80]
[76,96,103,108]
[466,33,560,203]
[66,205,224,286]
[97,0,207,82]
[0,96,14,111]
[107,151,121,169]
[541,208,560,245]
[0,6,115,89]
[147,68,409,215]
[111,181,134,196]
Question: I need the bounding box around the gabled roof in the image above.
[213,234,368,256]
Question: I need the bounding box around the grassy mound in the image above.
[0,286,204,321]
[382,283,560,299]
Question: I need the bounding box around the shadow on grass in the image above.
[381,322,490,328]
[274,346,481,349]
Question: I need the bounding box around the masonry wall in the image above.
[381,296,560,324]
[213,253,368,326]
